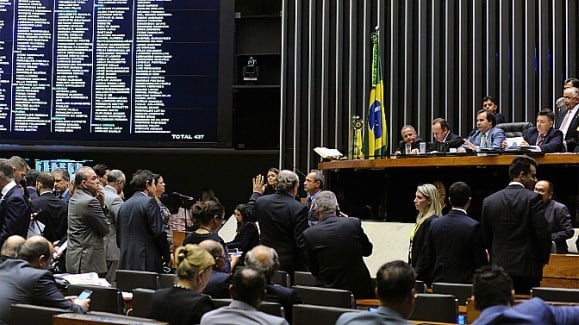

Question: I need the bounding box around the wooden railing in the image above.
[541,254,579,289]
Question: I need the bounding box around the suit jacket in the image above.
[118,192,170,273]
[66,189,110,274]
[409,216,437,270]
[56,189,72,205]
[150,287,214,325]
[544,200,574,254]
[0,182,32,247]
[495,112,507,125]
[254,191,309,274]
[183,232,231,273]
[31,192,68,243]
[472,298,579,325]
[466,126,506,149]
[203,270,231,299]
[0,258,85,324]
[396,137,425,154]
[481,184,551,279]
[336,306,412,325]
[428,131,463,152]
[226,221,260,261]
[417,209,487,285]
[200,300,288,325]
[523,126,564,153]
[265,283,302,323]
[562,107,579,152]
[103,185,123,261]
[303,215,373,298]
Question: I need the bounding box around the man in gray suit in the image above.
[103,169,125,284]
[534,180,575,254]
[66,166,109,275]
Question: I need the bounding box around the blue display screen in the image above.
[0,0,222,146]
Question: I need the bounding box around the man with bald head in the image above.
[199,239,231,298]
[0,236,89,324]
[245,245,301,323]
[0,235,25,261]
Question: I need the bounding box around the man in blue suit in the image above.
[0,160,31,248]
[472,265,579,325]
[463,109,506,150]
[417,181,487,285]
[521,109,564,152]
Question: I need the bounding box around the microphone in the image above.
[172,192,195,201]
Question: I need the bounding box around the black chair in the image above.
[292,304,361,325]
[131,288,155,318]
[531,287,579,303]
[158,273,176,289]
[294,271,320,286]
[415,280,427,293]
[116,270,159,292]
[431,282,473,305]
[292,285,355,308]
[11,303,71,325]
[67,284,124,314]
[409,293,458,323]
[273,270,291,287]
[211,298,285,318]
[496,122,533,139]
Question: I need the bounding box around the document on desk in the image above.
[504,137,525,146]
[62,272,111,287]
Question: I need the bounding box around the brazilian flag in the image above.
[363,32,388,159]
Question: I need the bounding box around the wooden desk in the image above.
[319,153,579,170]
[541,254,579,288]
[318,153,579,222]
[53,312,166,324]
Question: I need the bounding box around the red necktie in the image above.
[537,134,545,145]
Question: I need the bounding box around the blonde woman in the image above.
[408,184,442,270]
[151,244,215,325]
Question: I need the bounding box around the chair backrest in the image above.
[11,303,71,325]
[131,288,156,318]
[173,230,190,252]
[211,298,285,318]
[116,270,159,292]
[415,280,427,293]
[292,304,360,325]
[409,293,458,323]
[292,285,355,308]
[431,282,473,305]
[273,270,291,287]
[294,271,319,286]
[67,284,124,314]
[531,287,579,303]
[496,122,533,138]
[158,273,177,289]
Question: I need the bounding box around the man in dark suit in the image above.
[66,166,110,275]
[429,118,463,152]
[199,239,231,299]
[481,156,551,294]
[303,190,373,298]
[0,236,88,324]
[0,160,31,248]
[117,169,171,273]
[560,86,579,152]
[482,95,507,124]
[417,182,487,285]
[472,265,579,325]
[254,170,309,275]
[303,169,324,226]
[534,180,575,254]
[521,109,564,152]
[394,125,425,155]
[245,245,302,324]
[31,172,68,244]
[52,168,72,204]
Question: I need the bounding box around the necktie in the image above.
[480,132,487,148]
[537,134,545,145]
[560,110,573,133]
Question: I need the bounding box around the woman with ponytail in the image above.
[150,244,215,324]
